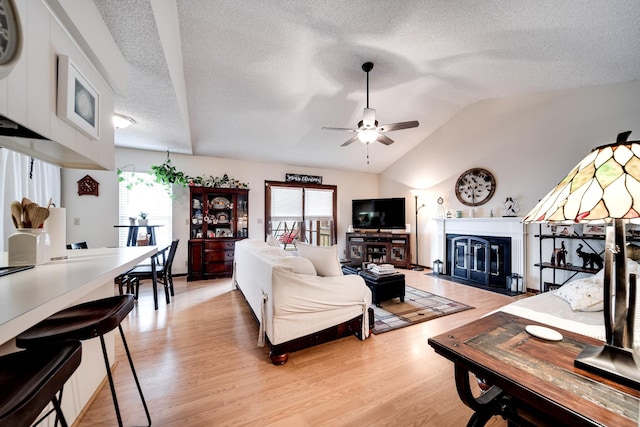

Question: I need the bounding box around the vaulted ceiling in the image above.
[94,0,640,173]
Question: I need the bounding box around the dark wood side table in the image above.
[428,312,639,427]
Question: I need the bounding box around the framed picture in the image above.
[555,225,574,236]
[584,224,606,236]
[350,244,363,260]
[57,55,100,139]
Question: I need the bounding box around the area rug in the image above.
[372,286,474,334]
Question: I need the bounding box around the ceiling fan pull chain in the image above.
[366,143,370,165]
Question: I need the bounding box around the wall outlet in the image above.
[73,218,80,225]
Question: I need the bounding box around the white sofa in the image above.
[233,239,372,364]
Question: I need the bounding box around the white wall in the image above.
[380,79,640,290]
[59,79,640,288]
[62,149,379,275]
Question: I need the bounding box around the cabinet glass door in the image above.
[191,191,205,239]
[237,193,248,238]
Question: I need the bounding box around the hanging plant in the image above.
[150,151,193,188]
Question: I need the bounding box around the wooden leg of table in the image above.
[454,364,504,427]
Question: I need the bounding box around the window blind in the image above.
[270,186,303,221]
[304,188,334,221]
[118,172,173,248]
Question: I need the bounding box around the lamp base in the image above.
[574,344,640,390]
[412,265,424,271]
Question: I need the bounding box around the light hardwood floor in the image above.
[77,270,528,426]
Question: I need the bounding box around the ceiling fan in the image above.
[322,62,419,147]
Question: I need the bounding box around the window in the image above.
[265,181,337,248]
[118,172,172,248]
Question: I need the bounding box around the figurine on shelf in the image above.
[576,244,603,270]
[554,241,567,267]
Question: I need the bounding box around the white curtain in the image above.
[0,147,61,251]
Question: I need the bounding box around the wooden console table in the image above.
[428,312,639,426]
[346,232,411,269]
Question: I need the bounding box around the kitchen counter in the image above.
[0,246,157,345]
[0,246,157,423]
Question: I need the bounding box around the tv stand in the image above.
[346,231,411,269]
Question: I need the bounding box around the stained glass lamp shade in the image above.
[523,131,639,389]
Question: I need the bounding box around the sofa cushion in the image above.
[296,242,342,277]
[277,256,317,275]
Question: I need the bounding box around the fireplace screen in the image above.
[448,234,511,288]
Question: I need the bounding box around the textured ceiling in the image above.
[94,0,640,173]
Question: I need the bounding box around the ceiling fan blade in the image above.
[377,121,419,132]
[376,134,394,145]
[362,108,376,127]
[341,135,360,146]
[322,126,357,132]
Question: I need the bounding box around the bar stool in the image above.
[0,340,82,427]
[15,295,151,427]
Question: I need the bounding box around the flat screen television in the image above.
[352,198,406,230]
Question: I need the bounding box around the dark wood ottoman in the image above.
[342,265,405,307]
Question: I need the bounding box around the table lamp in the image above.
[523,131,639,388]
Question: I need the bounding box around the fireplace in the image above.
[434,218,526,291]
[447,234,511,288]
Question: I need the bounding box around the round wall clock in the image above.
[0,0,20,66]
[455,168,496,207]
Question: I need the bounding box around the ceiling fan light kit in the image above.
[322,61,419,154]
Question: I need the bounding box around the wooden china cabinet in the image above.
[187,187,249,281]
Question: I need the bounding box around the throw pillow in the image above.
[296,242,342,277]
[277,256,317,275]
[266,234,280,248]
[555,279,604,312]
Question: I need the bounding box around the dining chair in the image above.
[124,239,179,310]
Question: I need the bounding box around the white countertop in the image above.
[0,246,157,345]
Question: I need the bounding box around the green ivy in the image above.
[150,158,191,188]
[117,168,151,190]
[117,155,249,196]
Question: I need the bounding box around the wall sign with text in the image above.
[285,174,322,184]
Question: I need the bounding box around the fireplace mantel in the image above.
[433,217,528,286]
